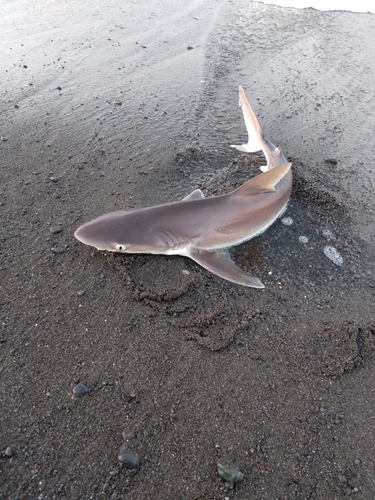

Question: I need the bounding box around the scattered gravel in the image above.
[122,430,136,440]
[322,228,336,240]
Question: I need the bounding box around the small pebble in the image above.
[50,225,62,234]
[187,46,193,50]
[73,383,89,395]
[0,137,7,142]
[77,290,85,296]
[325,158,338,164]
[217,462,244,483]
[114,100,122,106]
[51,247,64,254]
[122,429,136,440]
[56,86,62,91]
[322,228,335,240]
[118,451,140,469]
[5,446,13,457]
[299,235,309,243]
[102,482,110,493]
[49,176,58,182]
[281,216,293,226]
[14,104,19,109]
[122,393,132,402]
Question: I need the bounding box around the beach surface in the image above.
[1,0,374,498]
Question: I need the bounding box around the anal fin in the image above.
[187,248,264,288]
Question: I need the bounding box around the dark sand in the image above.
[1,0,374,498]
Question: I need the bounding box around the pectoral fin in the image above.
[187,248,264,288]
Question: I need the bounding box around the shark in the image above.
[74,86,292,288]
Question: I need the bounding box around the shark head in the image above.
[74,211,131,252]
[74,208,180,254]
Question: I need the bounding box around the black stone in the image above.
[118,452,140,469]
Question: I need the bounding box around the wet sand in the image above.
[1,0,374,498]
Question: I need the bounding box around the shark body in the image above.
[75,86,292,288]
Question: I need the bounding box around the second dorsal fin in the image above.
[182,189,205,201]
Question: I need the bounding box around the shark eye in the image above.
[115,244,127,252]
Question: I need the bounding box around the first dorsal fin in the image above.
[182,189,205,201]
[233,162,292,197]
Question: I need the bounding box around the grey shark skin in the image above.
[75,87,293,288]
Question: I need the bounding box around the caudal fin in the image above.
[231,86,288,170]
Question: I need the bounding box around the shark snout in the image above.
[74,223,107,250]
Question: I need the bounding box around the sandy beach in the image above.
[1,0,374,498]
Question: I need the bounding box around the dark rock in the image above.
[118,451,140,469]
[217,462,244,483]
[73,383,89,395]
[5,446,13,457]
[325,158,338,164]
